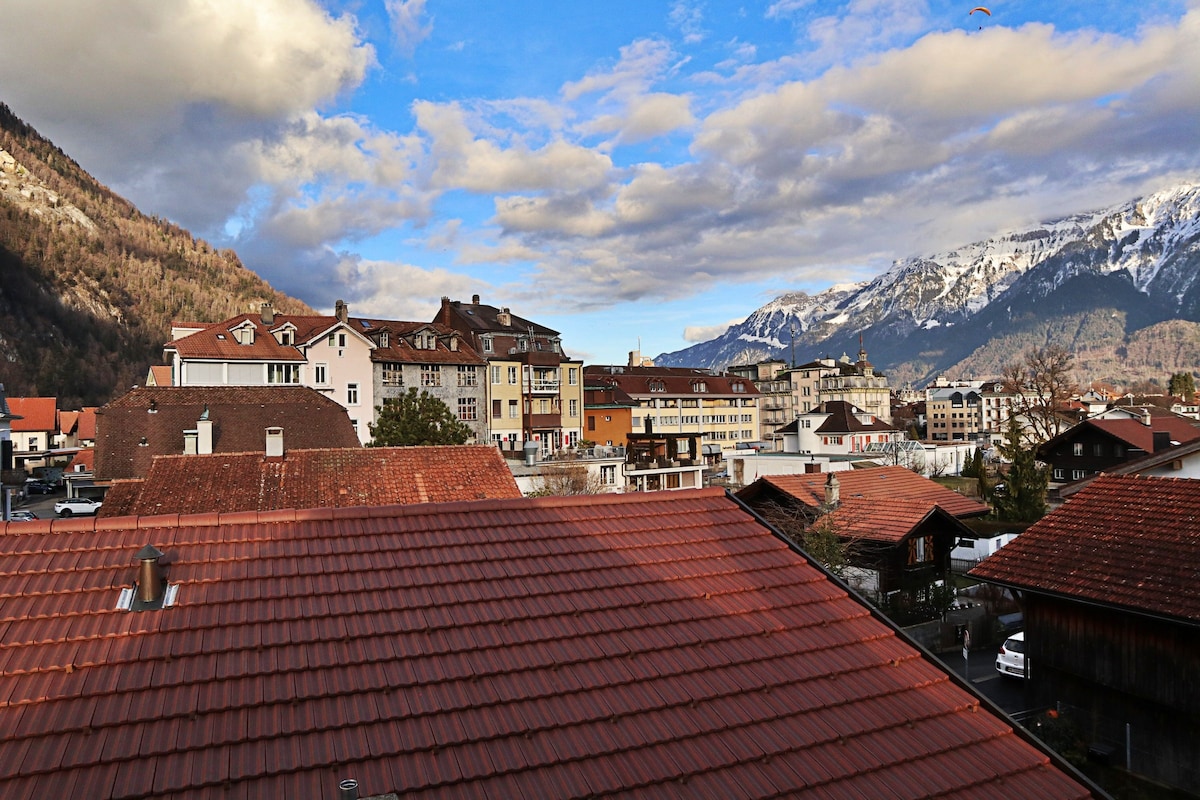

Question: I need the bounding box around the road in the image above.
[934,645,1038,718]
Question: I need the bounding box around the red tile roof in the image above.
[826,497,968,543]
[165,313,311,361]
[812,400,897,434]
[1087,417,1200,451]
[738,465,991,519]
[69,448,94,472]
[0,490,1095,799]
[357,319,486,366]
[970,474,1200,623]
[99,445,522,516]
[77,407,98,441]
[94,387,361,480]
[585,365,761,397]
[7,397,57,432]
[146,365,173,386]
[58,410,79,436]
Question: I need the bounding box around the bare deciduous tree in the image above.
[1001,345,1078,447]
[526,459,603,496]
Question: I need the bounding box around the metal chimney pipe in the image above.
[337,778,359,800]
[135,544,165,604]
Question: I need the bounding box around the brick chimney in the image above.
[335,299,348,323]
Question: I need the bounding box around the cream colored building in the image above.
[584,364,761,455]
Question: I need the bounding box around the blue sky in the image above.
[2,1,1198,364]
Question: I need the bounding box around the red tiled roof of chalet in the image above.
[99,445,522,516]
[970,474,1200,623]
[826,497,971,543]
[7,397,57,432]
[738,465,990,519]
[1087,417,1200,451]
[94,386,361,480]
[0,490,1096,799]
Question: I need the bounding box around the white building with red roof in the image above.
[162,301,488,444]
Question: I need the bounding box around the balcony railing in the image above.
[525,379,561,393]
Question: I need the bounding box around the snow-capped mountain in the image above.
[656,181,1200,386]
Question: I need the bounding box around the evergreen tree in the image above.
[1168,371,1196,400]
[367,388,473,447]
[992,414,1048,522]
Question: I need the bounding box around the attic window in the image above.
[216,334,226,340]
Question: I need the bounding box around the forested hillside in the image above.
[0,103,312,408]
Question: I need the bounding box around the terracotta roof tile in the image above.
[812,400,897,434]
[969,474,1200,622]
[0,490,1096,798]
[93,387,360,480]
[584,365,761,396]
[737,465,990,519]
[7,397,57,432]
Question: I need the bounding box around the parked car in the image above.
[995,631,1028,678]
[8,510,38,522]
[24,480,56,495]
[54,497,103,517]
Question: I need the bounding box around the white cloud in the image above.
[415,102,612,193]
[684,320,742,342]
[0,0,370,124]
[385,0,433,57]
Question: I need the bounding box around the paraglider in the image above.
[969,6,991,14]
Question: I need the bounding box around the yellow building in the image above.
[584,364,761,456]
[436,296,584,457]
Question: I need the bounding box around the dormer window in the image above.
[274,329,294,346]
[233,326,255,345]
[450,336,459,352]
[649,380,666,393]
[481,336,493,353]
[692,381,708,393]
[377,331,389,348]
[732,382,746,393]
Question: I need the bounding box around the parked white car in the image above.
[995,631,1028,678]
[53,497,103,517]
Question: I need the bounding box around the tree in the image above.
[368,388,473,446]
[1168,372,1195,401]
[759,501,861,582]
[991,414,1048,523]
[1001,345,1078,447]
[526,458,603,496]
